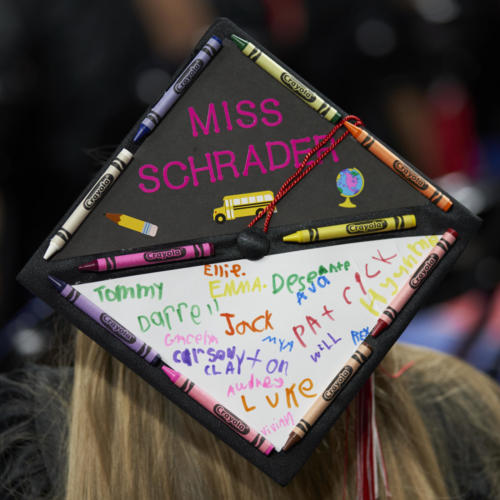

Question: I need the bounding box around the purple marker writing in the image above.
[48,275,160,365]
[133,35,222,143]
[78,242,214,272]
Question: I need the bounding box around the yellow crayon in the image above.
[231,34,341,123]
[105,213,158,237]
[283,214,416,243]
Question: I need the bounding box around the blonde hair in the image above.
[65,332,500,499]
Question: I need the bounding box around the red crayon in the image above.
[161,365,274,455]
[79,243,214,272]
[371,228,458,338]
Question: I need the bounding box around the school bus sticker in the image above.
[213,191,276,224]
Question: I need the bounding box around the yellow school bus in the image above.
[213,190,276,223]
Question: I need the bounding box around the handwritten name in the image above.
[93,282,164,302]
[272,261,351,296]
[164,331,218,347]
[220,310,273,336]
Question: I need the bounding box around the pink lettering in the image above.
[138,164,160,193]
[236,100,258,128]
[188,103,220,137]
[291,137,313,168]
[314,135,339,164]
[260,98,282,127]
[188,153,216,187]
[162,161,189,190]
[266,141,291,171]
[213,150,239,181]
[243,144,267,176]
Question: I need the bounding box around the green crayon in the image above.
[231,34,341,123]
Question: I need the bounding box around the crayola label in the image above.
[410,253,439,289]
[392,160,428,190]
[100,313,136,344]
[346,219,388,234]
[84,174,114,210]
[280,73,315,102]
[213,404,250,434]
[322,365,353,401]
[144,248,186,262]
[174,59,204,94]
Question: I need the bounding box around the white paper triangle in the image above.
[74,234,439,450]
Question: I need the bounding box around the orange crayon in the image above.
[344,121,453,212]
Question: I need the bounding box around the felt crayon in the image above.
[282,342,372,451]
[370,228,458,338]
[133,35,222,143]
[230,34,341,123]
[48,275,160,365]
[283,215,416,243]
[344,121,453,212]
[43,148,134,260]
[79,242,214,272]
[161,365,274,455]
[105,213,158,237]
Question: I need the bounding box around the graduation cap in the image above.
[18,18,480,485]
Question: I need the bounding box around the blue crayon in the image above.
[133,35,222,143]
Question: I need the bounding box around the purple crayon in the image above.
[48,275,160,365]
[161,365,274,455]
[79,242,214,272]
[133,35,222,143]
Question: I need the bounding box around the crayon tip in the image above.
[78,260,99,272]
[230,34,248,50]
[330,111,342,124]
[133,124,151,143]
[161,365,180,383]
[265,444,274,456]
[211,34,222,44]
[343,120,363,138]
[446,228,458,238]
[282,432,300,451]
[283,232,300,243]
[43,242,60,260]
[47,275,67,292]
[370,319,387,338]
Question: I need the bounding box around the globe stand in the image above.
[338,196,357,208]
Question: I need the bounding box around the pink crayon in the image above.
[371,228,457,338]
[161,365,274,456]
[79,243,214,272]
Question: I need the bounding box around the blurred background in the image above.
[1,0,499,379]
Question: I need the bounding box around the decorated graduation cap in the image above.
[18,18,480,485]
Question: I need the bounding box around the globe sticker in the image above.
[336,167,365,208]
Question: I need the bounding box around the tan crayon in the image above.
[344,121,453,212]
[282,342,372,451]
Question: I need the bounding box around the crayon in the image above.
[161,365,274,455]
[282,342,373,451]
[43,148,134,260]
[230,34,341,124]
[283,214,416,243]
[344,121,453,212]
[48,275,160,365]
[133,35,222,143]
[370,228,458,338]
[79,242,214,272]
[105,213,158,237]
